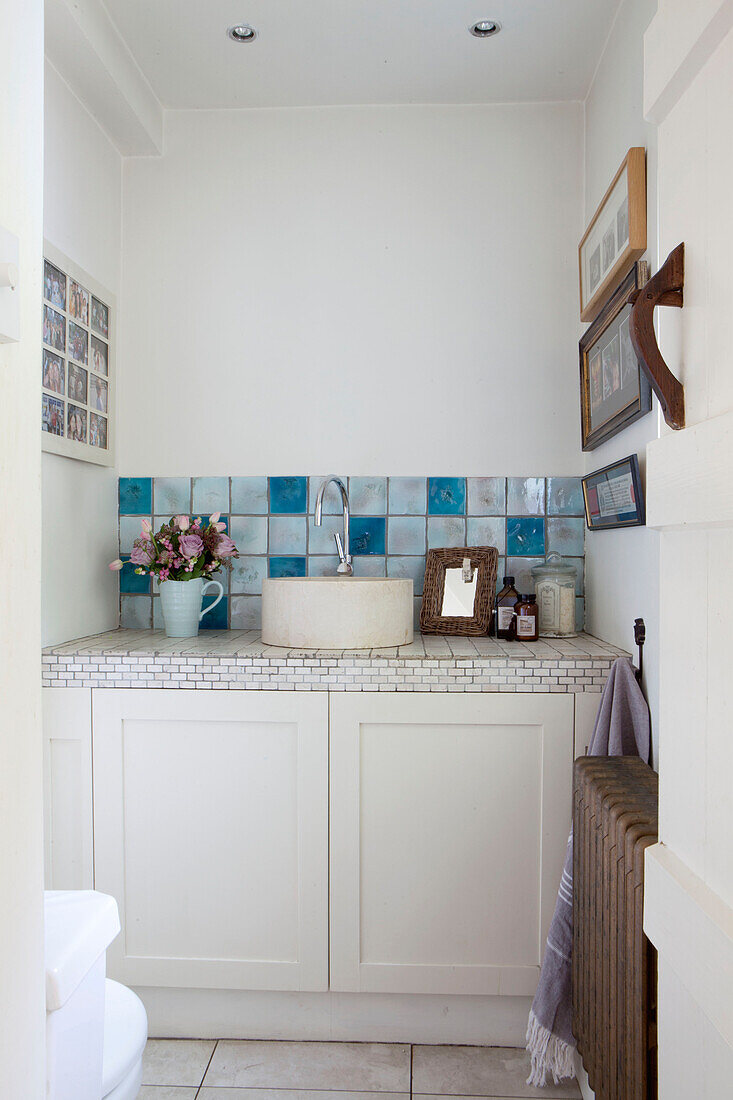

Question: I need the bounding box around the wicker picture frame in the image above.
[420,547,498,636]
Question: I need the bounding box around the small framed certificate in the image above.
[582,454,645,530]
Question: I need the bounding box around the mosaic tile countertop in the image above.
[43,630,629,693]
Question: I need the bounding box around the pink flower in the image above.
[213,521,226,532]
[179,533,204,559]
[215,533,237,558]
[209,512,221,525]
[141,518,152,534]
[108,558,124,571]
[175,515,190,531]
[130,539,155,566]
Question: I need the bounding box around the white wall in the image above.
[42,61,121,644]
[0,0,46,1092]
[582,0,661,756]
[120,103,584,476]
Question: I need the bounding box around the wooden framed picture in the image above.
[579,147,646,322]
[579,262,652,450]
[42,242,115,466]
[582,454,645,530]
[420,546,498,636]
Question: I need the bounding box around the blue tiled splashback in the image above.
[118,475,586,632]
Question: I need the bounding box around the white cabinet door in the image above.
[330,692,574,996]
[92,689,328,992]
[43,688,94,890]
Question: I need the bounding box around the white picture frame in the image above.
[42,241,115,467]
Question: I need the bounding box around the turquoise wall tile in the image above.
[230,595,262,629]
[231,556,267,595]
[427,516,466,548]
[352,555,386,577]
[119,477,152,514]
[428,477,466,514]
[505,557,544,595]
[154,477,190,515]
[119,515,148,554]
[270,476,307,513]
[269,515,307,555]
[388,477,427,515]
[120,561,150,594]
[547,477,584,516]
[507,516,545,556]
[308,555,341,577]
[507,477,545,516]
[467,516,505,554]
[230,516,268,555]
[349,476,387,514]
[467,477,506,515]
[576,597,585,632]
[200,594,228,630]
[350,517,386,555]
[308,475,348,514]
[547,517,585,556]
[388,516,426,555]
[387,556,426,596]
[231,476,268,514]
[120,595,152,628]
[192,477,229,514]
[307,515,343,554]
[269,556,307,578]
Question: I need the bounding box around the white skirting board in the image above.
[574,1051,595,1100]
[136,987,532,1046]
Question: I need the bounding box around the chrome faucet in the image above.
[314,476,353,575]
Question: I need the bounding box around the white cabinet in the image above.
[329,692,574,996]
[43,685,575,1001]
[91,690,329,992]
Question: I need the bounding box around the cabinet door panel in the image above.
[330,692,573,996]
[43,688,93,889]
[93,690,328,992]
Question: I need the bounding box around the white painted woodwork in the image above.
[645,843,733,1050]
[643,3,733,1089]
[329,692,574,995]
[91,689,328,991]
[43,688,94,889]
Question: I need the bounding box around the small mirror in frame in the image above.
[420,547,498,636]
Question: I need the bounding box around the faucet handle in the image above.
[334,531,346,562]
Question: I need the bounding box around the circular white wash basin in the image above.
[262,576,414,649]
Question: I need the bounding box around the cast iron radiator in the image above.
[572,756,659,1100]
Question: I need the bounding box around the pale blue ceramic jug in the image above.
[158,577,224,638]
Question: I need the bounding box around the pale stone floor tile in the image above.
[142,1038,217,1086]
[412,1046,581,1099]
[198,1091,409,1099]
[203,1040,411,1091]
[138,1088,199,1099]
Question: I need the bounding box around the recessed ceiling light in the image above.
[228,24,257,43]
[469,20,501,38]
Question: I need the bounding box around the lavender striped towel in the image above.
[525,657,650,1087]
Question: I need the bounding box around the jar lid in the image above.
[522,593,536,602]
[530,551,577,578]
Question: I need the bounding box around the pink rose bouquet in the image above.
[109,512,239,583]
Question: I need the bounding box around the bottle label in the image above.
[517,614,536,637]
[497,606,515,631]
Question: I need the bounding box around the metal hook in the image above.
[633,618,645,684]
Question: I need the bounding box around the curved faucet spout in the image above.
[314,476,353,575]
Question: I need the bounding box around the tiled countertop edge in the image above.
[43,630,628,693]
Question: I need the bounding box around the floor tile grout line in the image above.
[194,1038,219,1096]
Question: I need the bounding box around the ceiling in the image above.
[102,0,620,110]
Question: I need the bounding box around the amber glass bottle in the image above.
[514,594,539,641]
[494,575,520,639]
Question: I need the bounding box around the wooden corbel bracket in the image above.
[627,242,685,430]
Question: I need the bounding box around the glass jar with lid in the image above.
[530,552,578,637]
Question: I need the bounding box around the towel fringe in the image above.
[525,1010,577,1087]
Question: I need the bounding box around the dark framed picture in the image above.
[582,454,645,530]
[580,262,652,450]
